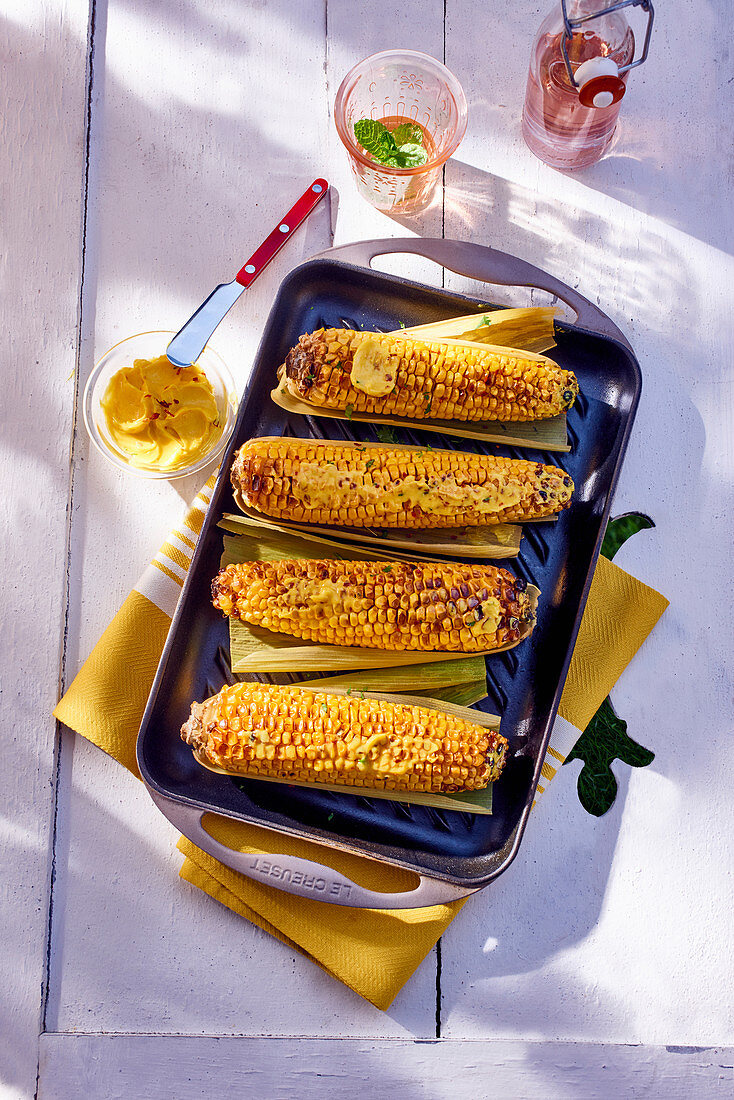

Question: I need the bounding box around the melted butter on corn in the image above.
[350,336,398,397]
[231,437,574,529]
[292,462,523,517]
[284,327,579,423]
[181,682,509,793]
[212,557,531,653]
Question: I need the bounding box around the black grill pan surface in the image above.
[137,239,641,907]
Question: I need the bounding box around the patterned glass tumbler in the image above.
[335,50,467,215]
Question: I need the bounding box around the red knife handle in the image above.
[235,178,329,288]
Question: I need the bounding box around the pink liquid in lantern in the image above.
[522,25,634,170]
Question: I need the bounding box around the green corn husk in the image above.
[221,509,523,562]
[300,655,486,693]
[210,533,503,813]
[220,530,538,673]
[413,680,488,708]
[195,684,500,815]
[297,658,488,710]
[397,306,559,355]
[270,305,570,452]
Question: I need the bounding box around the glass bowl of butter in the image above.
[83,331,238,480]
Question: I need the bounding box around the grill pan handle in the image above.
[150,788,478,910]
[316,237,632,352]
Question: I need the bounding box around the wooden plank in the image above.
[37,0,734,1080]
[325,0,446,282]
[439,0,734,1045]
[48,0,444,1042]
[38,1034,734,1099]
[0,1,90,1096]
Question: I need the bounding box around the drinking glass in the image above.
[334,50,467,215]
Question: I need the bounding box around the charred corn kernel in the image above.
[212,558,536,652]
[284,327,579,422]
[231,437,573,528]
[181,682,508,793]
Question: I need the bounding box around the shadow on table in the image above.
[437,769,631,1038]
[383,158,714,310]
[18,3,726,1081]
[376,157,725,1042]
[62,0,336,506]
[43,731,441,1040]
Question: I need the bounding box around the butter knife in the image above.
[166,178,329,368]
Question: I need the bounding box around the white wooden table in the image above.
[4,1,733,1096]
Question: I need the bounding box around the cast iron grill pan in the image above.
[137,240,640,907]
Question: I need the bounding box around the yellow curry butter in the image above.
[101,355,221,471]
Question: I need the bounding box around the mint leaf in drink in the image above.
[354,119,428,168]
[354,118,397,163]
[394,143,428,168]
[391,122,423,146]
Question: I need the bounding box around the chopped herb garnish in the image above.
[382,565,392,573]
[365,458,375,471]
[344,404,354,419]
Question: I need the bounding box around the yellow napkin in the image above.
[54,479,668,1010]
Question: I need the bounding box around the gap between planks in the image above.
[41,0,99,1048]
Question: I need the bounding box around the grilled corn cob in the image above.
[231,437,573,528]
[212,558,536,652]
[284,327,579,422]
[212,558,534,651]
[181,682,508,793]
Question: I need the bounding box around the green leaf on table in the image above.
[391,122,423,146]
[601,511,655,562]
[375,425,399,444]
[565,698,655,817]
[563,511,657,816]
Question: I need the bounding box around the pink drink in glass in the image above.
[522,5,634,170]
[335,50,467,215]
